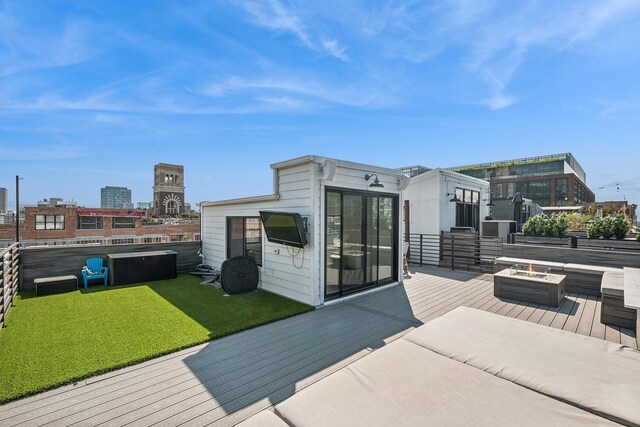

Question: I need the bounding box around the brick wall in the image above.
[6,207,200,242]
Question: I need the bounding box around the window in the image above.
[555,178,568,205]
[227,217,263,266]
[490,183,502,199]
[194,233,201,241]
[35,215,64,230]
[111,237,135,244]
[170,234,184,242]
[112,217,135,229]
[77,216,103,229]
[142,236,164,243]
[166,200,178,214]
[454,188,480,231]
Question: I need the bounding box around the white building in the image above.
[403,168,490,235]
[201,155,409,307]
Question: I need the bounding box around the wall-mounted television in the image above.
[259,211,308,248]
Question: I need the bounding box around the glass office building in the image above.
[450,153,595,207]
[101,186,134,209]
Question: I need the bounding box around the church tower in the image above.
[153,163,185,216]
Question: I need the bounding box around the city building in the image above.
[0,206,200,245]
[101,186,133,209]
[0,187,7,213]
[0,212,12,225]
[137,202,153,210]
[449,153,595,207]
[153,163,185,216]
[37,198,78,208]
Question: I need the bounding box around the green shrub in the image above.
[587,214,630,239]
[522,214,569,237]
[565,212,594,231]
[609,214,630,239]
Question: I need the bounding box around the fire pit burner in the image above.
[509,264,551,280]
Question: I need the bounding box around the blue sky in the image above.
[1,0,640,208]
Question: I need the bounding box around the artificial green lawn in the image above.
[0,274,312,403]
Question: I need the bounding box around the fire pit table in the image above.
[494,264,566,307]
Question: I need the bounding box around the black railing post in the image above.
[419,234,423,266]
[451,234,455,270]
[569,235,577,248]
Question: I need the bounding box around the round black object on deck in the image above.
[220,256,259,295]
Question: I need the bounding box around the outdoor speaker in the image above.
[322,160,338,181]
[398,175,410,190]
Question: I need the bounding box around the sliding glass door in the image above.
[325,188,398,299]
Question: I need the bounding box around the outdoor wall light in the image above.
[365,173,384,188]
[447,193,461,203]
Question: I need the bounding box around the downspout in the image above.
[272,169,282,200]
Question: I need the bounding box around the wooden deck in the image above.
[0,266,637,426]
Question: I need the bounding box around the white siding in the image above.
[202,157,406,307]
[404,170,490,235]
[403,172,441,235]
[201,163,316,306]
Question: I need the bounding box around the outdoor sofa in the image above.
[238,307,640,426]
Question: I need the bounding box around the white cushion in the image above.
[274,339,613,427]
[404,307,640,426]
[236,410,288,427]
[601,271,625,298]
[624,267,640,310]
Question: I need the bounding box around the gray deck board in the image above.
[575,295,598,336]
[1,265,636,427]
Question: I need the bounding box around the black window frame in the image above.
[112,217,136,229]
[226,216,263,267]
[35,214,65,230]
[77,216,104,230]
[324,187,399,300]
[454,188,480,231]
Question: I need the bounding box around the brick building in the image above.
[153,163,185,216]
[450,153,596,207]
[0,206,200,245]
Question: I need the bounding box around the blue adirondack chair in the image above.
[82,258,109,288]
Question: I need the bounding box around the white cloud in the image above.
[254,96,304,108]
[197,73,396,108]
[320,39,348,61]
[237,0,349,61]
[0,16,94,77]
[484,94,513,110]
[0,143,85,160]
[241,0,313,47]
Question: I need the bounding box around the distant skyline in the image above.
[1,1,640,208]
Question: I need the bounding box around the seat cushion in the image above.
[601,271,625,298]
[274,339,613,427]
[624,267,640,310]
[404,307,640,426]
[564,263,621,274]
[236,410,289,427]
[495,257,565,270]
